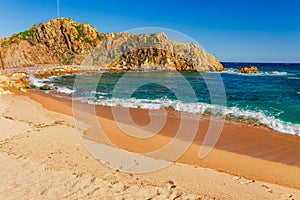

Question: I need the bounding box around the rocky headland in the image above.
[0,18,226,93]
[0,18,224,72]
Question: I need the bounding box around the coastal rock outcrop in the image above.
[86,33,224,71]
[235,66,259,74]
[0,73,30,93]
[0,18,224,72]
[0,18,102,68]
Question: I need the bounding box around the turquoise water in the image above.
[222,63,300,125]
[30,62,300,135]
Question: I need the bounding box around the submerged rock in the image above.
[39,84,52,90]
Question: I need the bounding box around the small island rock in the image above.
[235,66,259,74]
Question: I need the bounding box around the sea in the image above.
[29,62,300,135]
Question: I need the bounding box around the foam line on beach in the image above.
[72,95,300,135]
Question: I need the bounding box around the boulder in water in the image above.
[235,66,259,74]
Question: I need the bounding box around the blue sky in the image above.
[0,0,299,62]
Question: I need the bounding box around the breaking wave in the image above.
[71,94,300,135]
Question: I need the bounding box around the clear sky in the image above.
[0,0,299,63]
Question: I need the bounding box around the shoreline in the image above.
[22,89,300,189]
[2,67,299,136]
[1,91,300,199]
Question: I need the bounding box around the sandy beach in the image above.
[0,90,298,199]
[0,0,299,198]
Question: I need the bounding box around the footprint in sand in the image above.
[237,177,255,185]
[166,180,177,189]
[262,185,273,193]
[280,193,295,200]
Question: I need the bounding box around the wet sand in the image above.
[23,90,300,189]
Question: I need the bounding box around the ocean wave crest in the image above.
[288,77,300,80]
[28,74,50,87]
[73,95,300,135]
[220,70,290,76]
[55,86,75,94]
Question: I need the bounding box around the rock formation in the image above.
[0,72,30,93]
[235,66,259,74]
[0,18,224,72]
[86,32,224,71]
[0,18,102,68]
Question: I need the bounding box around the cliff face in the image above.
[86,32,223,71]
[0,18,224,72]
[0,18,103,68]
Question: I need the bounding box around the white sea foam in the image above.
[267,71,288,75]
[75,95,300,135]
[56,86,75,94]
[29,75,75,94]
[220,70,290,76]
[28,74,49,87]
[91,91,109,96]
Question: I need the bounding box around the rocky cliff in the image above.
[0,18,102,68]
[0,18,224,72]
